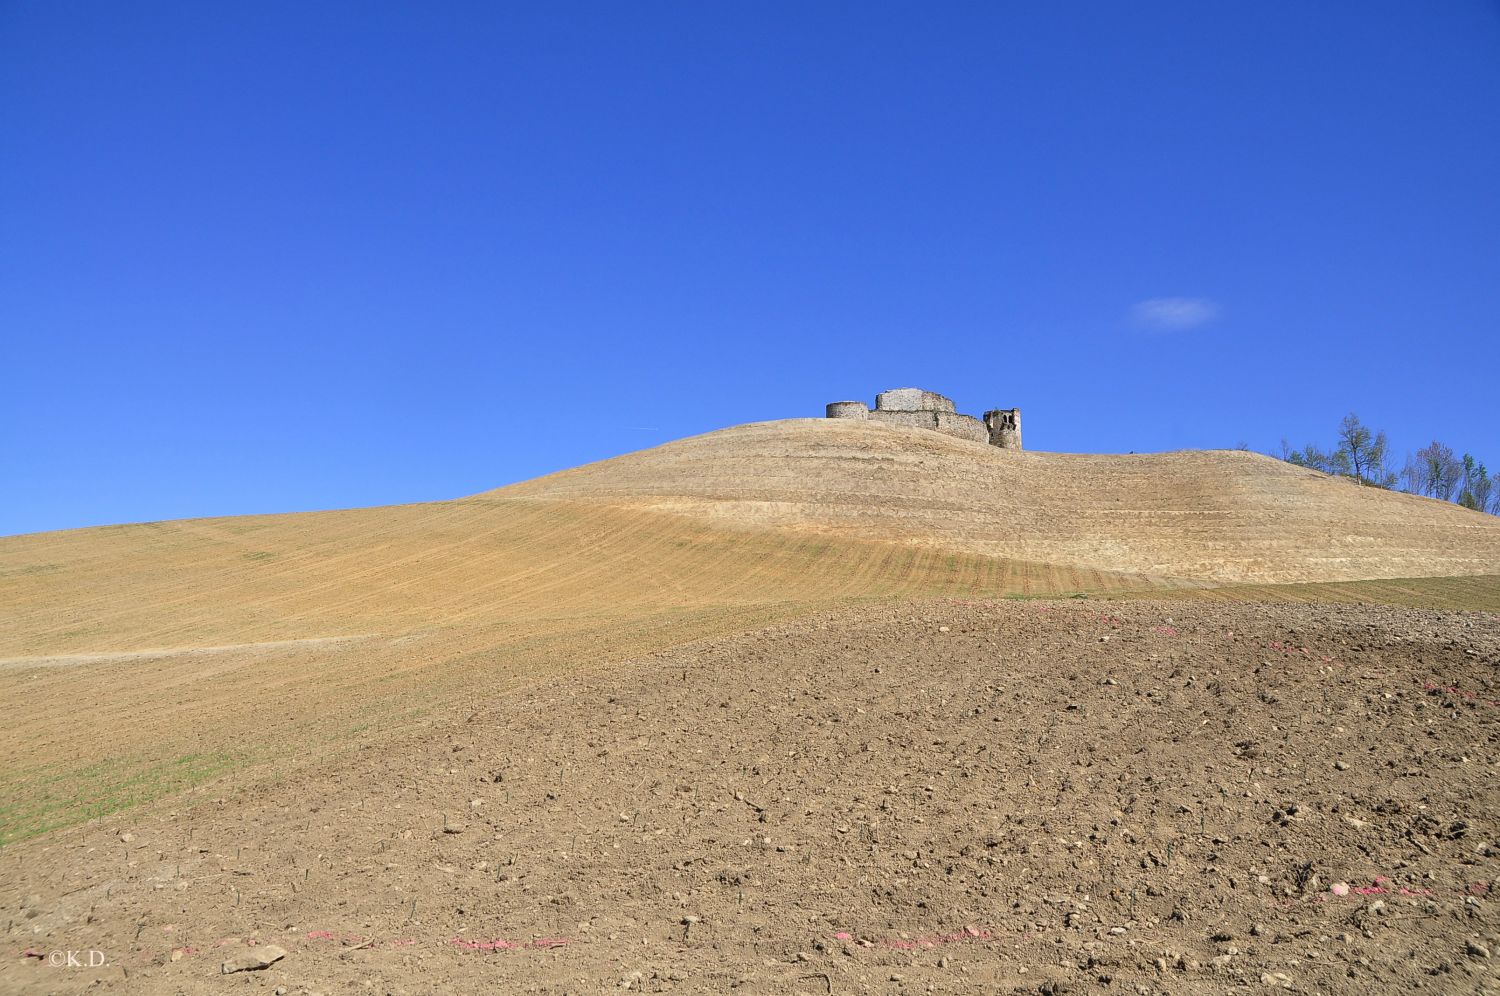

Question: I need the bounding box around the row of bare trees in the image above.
[1278,414,1497,514]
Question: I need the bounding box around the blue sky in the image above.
[3,2,1498,536]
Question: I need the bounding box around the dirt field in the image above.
[0,499,1173,849]
[4,420,1500,993]
[3,598,1498,994]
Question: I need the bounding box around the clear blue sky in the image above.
[4,2,1498,536]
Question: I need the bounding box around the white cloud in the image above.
[1132,297,1220,332]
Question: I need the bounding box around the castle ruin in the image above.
[825,387,1022,450]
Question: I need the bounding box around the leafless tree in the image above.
[1336,413,1394,487]
[1398,454,1423,494]
[1414,441,1462,501]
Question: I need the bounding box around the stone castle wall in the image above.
[874,388,956,414]
[865,408,988,445]
[827,388,1021,450]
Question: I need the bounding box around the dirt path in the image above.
[3,599,1497,994]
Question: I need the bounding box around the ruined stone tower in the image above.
[984,408,1022,450]
[824,388,1022,450]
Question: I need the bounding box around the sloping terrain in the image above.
[2,496,1152,659]
[2,599,1496,994]
[0,498,1164,846]
[495,419,1500,583]
[3,421,1500,993]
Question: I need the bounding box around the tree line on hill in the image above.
[1276,413,1498,515]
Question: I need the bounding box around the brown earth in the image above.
[0,499,1176,849]
[2,598,1498,994]
[4,422,1500,994]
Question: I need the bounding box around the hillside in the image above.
[3,598,1498,994]
[493,418,1500,583]
[3,420,1500,993]
[4,419,1499,847]
[1,496,1167,847]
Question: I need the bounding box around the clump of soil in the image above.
[3,599,1497,994]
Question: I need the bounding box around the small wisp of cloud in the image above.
[1131,297,1220,333]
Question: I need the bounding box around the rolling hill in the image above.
[3,418,1500,993]
[494,418,1500,583]
[4,417,1497,847]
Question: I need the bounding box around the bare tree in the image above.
[1414,441,1462,501]
[1335,413,1395,487]
[1282,421,1488,510]
[1398,453,1423,494]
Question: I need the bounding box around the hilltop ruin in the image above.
[826,388,1022,450]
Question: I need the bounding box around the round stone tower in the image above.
[826,401,870,419]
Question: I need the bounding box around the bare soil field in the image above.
[4,422,1500,993]
[3,599,1498,994]
[0,499,1168,848]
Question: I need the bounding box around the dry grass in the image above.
[495,418,1500,584]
